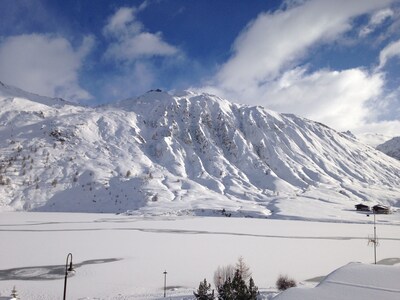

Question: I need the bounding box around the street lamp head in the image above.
[67,261,74,273]
[66,253,74,273]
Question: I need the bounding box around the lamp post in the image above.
[373,211,377,264]
[367,211,377,264]
[63,253,75,300]
[163,270,167,298]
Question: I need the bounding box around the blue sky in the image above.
[0,0,399,136]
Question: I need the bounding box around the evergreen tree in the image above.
[218,277,234,300]
[194,279,215,300]
[247,277,258,300]
[217,269,259,300]
[231,269,248,299]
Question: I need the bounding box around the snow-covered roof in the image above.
[274,262,400,300]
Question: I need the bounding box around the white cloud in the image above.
[202,67,384,132]
[370,7,395,25]
[355,120,400,137]
[359,8,394,37]
[262,68,384,131]
[199,0,396,133]
[354,120,400,147]
[103,7,142,37]
[215,0,392,92]
[99,4,183,102]
[104,7,179,61]
[101,62,156,101]
[0,34,94,101]
[105,32,178,61]
[138,0,151,12]
[378,39,400,69]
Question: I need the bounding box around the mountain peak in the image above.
[0,87,399,220]
[112,89,234,113]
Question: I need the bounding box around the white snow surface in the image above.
[1,82,400,221]
[0,212,399,300]
[274,262,400,300]
[377,137,400,160]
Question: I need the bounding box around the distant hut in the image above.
[372,204,390,214]
[355,203,370,211]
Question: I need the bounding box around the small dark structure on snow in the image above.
[372,204,390,214]
[355,203,370,211]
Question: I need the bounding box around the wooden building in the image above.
[355,203,370,211]
[372,204,390,214]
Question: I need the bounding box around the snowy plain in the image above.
[0,212,399,300]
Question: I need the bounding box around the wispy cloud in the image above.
[199,0,397,134]
[214,0,392,92]
[0,34,94,101]
[103,6,179,62]
[259,67,384,131]
[378,38,400,69]
[359,8,394,37]
[98,4,184,101]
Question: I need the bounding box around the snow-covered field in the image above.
[0,212,399,299]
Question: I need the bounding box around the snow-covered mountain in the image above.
[1,82,399,220]
[377,137,400,160]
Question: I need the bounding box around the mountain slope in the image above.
[0,85,399,221]
[377,137,400,160]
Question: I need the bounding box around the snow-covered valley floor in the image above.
[0,212,399,299]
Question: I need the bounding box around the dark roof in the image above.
[372,204,389,209]
[355,204,370,211]
[372,205,390,214]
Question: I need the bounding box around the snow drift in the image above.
[274,262,400,300]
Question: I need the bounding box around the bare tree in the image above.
[236,256,251,282]
[213,264,235,288]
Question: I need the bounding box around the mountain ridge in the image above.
[0,84,399,221]
[0,80,80,108]
[377,136,400,160]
